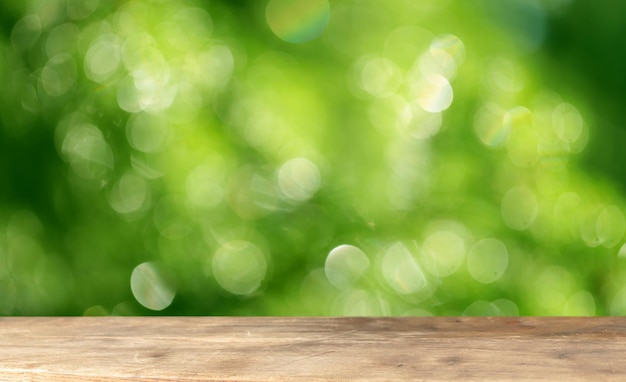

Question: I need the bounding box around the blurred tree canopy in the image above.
[1,0,626,316]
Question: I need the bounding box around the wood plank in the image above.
[1,317,625,381]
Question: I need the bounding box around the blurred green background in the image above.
[1,0,626,316]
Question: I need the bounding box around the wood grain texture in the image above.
[1,317,625,381]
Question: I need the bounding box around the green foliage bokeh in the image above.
[1,0,626,316]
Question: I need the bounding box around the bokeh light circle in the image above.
[278,158,321,202]
[467,238,509,284]
[505,106,539,167]
[266,0,330,43]
[126,112,169,153]
[130,262,176,311]
[430,34,465,66]
[11,15,41,50]
[463,300,500,316]
[422,231,465,277]
[61,123,114,179]
[381,242,428,294]
[84,37,122,84]
[212,240,267,295]
[553,102,583,143]
[41,53,77,97]
[109,171,150,215]
[596,205,625,248]
[46,23,80,57]
[186,160,227,210]
[66,0,100,20]
[501,186,538,230]
[474,103,509,148]
[360,57,402,97]
[325,244,369,290]
[412,73,453,113]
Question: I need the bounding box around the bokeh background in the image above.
[1,0,626,316]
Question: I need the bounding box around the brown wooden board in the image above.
[1,317,625,381]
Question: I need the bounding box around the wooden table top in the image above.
[1,316,625,381]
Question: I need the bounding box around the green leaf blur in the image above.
[1,0,625,316]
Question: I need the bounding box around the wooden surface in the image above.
[1,317,626,381]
